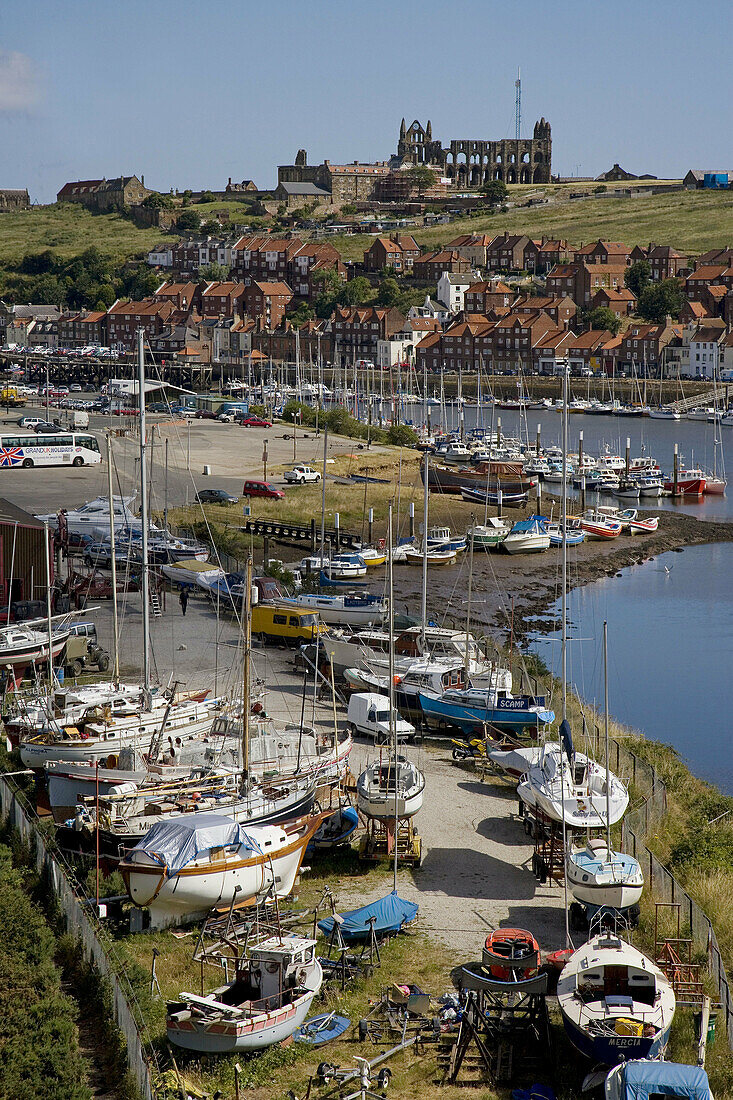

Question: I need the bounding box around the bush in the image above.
[386,423,418,447]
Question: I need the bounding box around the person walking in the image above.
[179,587,189,616]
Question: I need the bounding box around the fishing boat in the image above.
[611,479,640,500]
[425,462,532,496]
[482,928,541,981]
[466,516,511,548]
[578,510,622,540]
[425,526,467,554]
[356,754,425,820]
[664,470,706,497]
[557,932,675,1063]
[517,724,629,829]
[282,592,387,627]
[418,687,555,734]
[566,838,644,910]
[502,516,551,554]
[119,812,321,926]
[167,932,323,1052]
[635,475,664,497]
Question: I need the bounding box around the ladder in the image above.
[149,591,162,618]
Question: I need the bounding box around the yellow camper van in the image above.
[251,603,328,645]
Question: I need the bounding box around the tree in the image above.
[19,250,57,276]
[637,278,685,324]
[386,423,418,447]
[480,179,508,206]
[198,262,230,282]
[287,301,315,327]
[407,165,437,199]
[198,190,216,204]
[584,306,621,335]
[176,209,202,231]
[376,277,401,307]
[142,192,174,209]
[339,276,372,307]
[625,259,651,299]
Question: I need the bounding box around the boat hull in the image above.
[167,987,317,1052]
[503,534,550,554]
[418,692,554,733]
[562,1013,669,1065]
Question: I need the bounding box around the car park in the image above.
[195,488,239,504]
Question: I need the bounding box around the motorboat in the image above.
[417,687,555,734]
[144,533,210,564]
[502,516,550,554]
[557,932,675,1063]
[566,837,644,911]
[282,592,387,627]
[344,659,467,722]
[485,740,543,780]
[578,510,622,540]
[648,408,681,420]
[356,754,425,820]
[517,729,629,829]
[167,933,322,1052]
[0,624,70,687]
[434,440,472,464]
[546,521,585,547]
[5,680,146,743]
[611,480,640,500]
[664,470,706,497]
[326,624,494,680]
[635,475,664,497]
[466,516,511,548]
[460,485,529,507]
[119,812,320,927]
[322,553,367,580]
[628,515,659,535]
[604,1060,713,1100]
[306,805,359,854]
[482,928,541,981]
[359,546,387,568]
[36,495,142,539]
[425,526,467,554]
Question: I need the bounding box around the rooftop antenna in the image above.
[515,68,522,140]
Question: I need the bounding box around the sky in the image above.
[2,0,732,204]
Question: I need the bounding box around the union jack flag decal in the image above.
[0,447,24,467]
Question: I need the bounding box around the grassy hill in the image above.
[327,186,733,261]
[0,204,168,267]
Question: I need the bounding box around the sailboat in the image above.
[566,623,644,912]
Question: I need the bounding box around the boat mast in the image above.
[465,516,474,683]
[319,426,328,566]
[387,503,398,892]
[560,358,570,947]
[421,451,429,642]
[43,521,54,690]
[137,328,151,707]
[603,620,611,853]
[241,555,252,790]
[106,433,120,686]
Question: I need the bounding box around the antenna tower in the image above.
[515,68,521,140]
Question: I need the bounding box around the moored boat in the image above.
[502,516,551,554]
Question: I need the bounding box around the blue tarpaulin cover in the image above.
[616,1061,713,1100]
[132,813,257,876]
[318,890,418,942]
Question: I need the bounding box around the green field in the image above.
[0,203,167,267]
[327,186,733,261]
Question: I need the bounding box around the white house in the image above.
[437,271,477,313]
[147,244,173,267]
[376,335,414,370]
[685,322,726,380]
[408,295,451,326]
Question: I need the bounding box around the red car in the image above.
[240,416,272,427]
[242,479,285,500]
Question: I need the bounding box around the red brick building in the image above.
[107,300,176,349]
[464,280,513,314]
[153,282,201,311]
[589,287,636,317]
[58,310,107,348]
[364,234,421,274]
[200,281,247,319]
[242,281,293,329]
[412,249,470,280]
[331,305,405,361]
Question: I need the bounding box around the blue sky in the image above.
[2,0,731,203]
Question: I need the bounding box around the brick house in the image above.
[412,250,471,280]
[242,281,293,329]
[415,331,444,372]
[200,281,247,319]
[56,175,151,211]
[646,245,688,282]
[576,264,629,307]
[536,239,573,272]
[567,329,614,373]
[487,312,561,371]
[153,282,201,311]
[534,329,576,373]
[679,300,713,325]
[618,321,681,372]
[331,306,405,362]
[574,240,632,266]
[107,299,175,349]
[58,310,107,348]
[546,264,580,300]
[289,243,345,298]
[589,287,636,317]
[486,233,532,272]
[364,234,421,274]
[512,295,578,327]
[445,234,496,268]
[464,280,513,314]
[684,266,728,301]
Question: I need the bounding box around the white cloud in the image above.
[0,51,42,113]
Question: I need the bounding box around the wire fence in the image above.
[0,776,157,1100]
[595,728,733,1052]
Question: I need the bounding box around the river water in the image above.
[527,542,733,794]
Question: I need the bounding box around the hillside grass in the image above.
[326,187,733,260]
[0,204,168,267]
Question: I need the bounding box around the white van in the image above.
[346,692,415,744]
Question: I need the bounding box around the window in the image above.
[273,614,287,626]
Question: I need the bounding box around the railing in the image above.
[0,776,158,1099]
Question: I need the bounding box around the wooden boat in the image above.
[167,932,322,1051]
[119,812,321,927]
[467,517,511,548]
[628,515,659,535]
[425,462,532,496]
[482,928,540,981]
[402,546,456,566]
[426,525,467,553]
[664,470,706,497]
[578,510,622,540]
[557,933,675,1064]
[0,625,70,688]
[356,754,425,820]
[546,521,585,547]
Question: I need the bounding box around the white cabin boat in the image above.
[357,755,425,820]
[566,837,644,910]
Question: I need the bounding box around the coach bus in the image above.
[0,431,102,468]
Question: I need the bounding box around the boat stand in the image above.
[438,967,551,1086]
[654,902,705,1006]
[359,816,422,867]
[524,807,567,885]
[569,900,640,933]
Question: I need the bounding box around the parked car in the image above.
[147,401,172,413]
[18,416,46,429]
[242,479,285,500]
[34,421,66,433]
[240,416,272,428]
[195,488,239,505]
[83,542,136,569]
[171,405,197,418]
[195,409,219,420]
[284,465,321,484]
[70,384,83,392]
